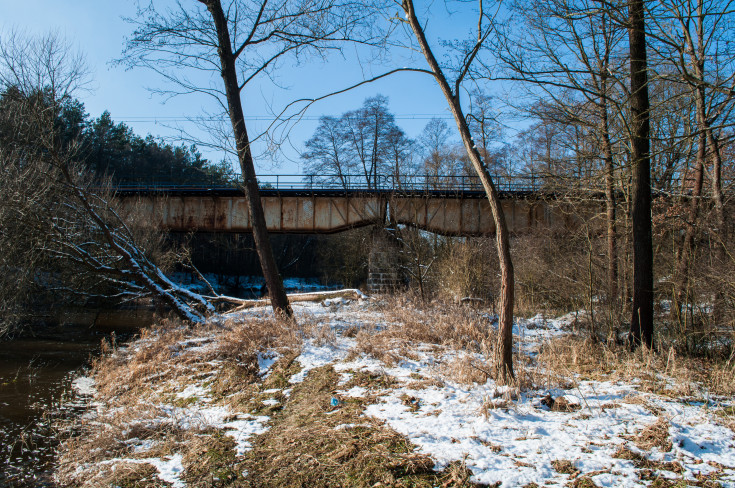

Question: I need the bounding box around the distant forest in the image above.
[0,87,232,186]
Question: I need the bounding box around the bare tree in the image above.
[495,0,628,319]
[648,0,735,323]
[396,0,517,382]
[418,118,463,188]
[302,95,414,189]
[302,116,353,188]
[121,0,382,317]
[0,31,212,334]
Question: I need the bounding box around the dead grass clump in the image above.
[612,446,683,474]
[182,430,240,486]
[345,370,398,391]
[236,365,482,487]
[353,327,404,367]
[440,354,493,386]
[537,336,610,378]
[68,461,170,488]
[216,315,298,361]
[208,360,259,399]
[633,417,672,452]
[91,320,187,399]
[380,297,495,352]
[568,476,600,488]
[551,459,580,476]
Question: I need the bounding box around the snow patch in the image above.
[72,376,96,396]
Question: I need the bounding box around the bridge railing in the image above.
[114,172,549,193]
[112,172,711,195]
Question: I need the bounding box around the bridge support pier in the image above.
[367,227,402,294]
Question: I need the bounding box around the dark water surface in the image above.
[0,279,333,487]
[0,333,104,487]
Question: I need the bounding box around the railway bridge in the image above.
[114,173,570,237]
[114,173,582,291]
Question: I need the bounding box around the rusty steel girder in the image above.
[388,195,555,235]
[120,194,386,234]
[116,191,560,236]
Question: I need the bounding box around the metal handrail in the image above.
[114,172,549,192]
[112,172,707,195]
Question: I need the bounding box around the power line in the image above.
[111,114,455,123]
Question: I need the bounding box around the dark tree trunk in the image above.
[201,0,292,318]
[627,0,653,348]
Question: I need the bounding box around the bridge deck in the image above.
[116,189,567,236]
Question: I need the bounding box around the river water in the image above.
[0,331,106,487]
[0,278,337,486]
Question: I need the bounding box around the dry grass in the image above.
[55,304,483,488]
[551,459,579,476]
[612,445,683,474]
[55,314,299,487]
[54,297,734,487]
[534,334,735,398]
[349,297,502,387]
[78,461,171,488]
[632,417,673,452]
[233,364,481,487]
[379,297,495,352]
[181,430,240,486]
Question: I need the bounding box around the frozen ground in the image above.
[65,297,735,487]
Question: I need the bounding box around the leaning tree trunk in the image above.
[202,0,292,317]
[402,0,515,382]
[628,0,654,349]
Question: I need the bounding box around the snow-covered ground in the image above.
[64,297,735,487]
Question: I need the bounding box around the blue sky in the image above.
[2,0,508,174]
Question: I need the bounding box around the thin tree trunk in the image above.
[675,118,705,311]
[676,7,706,322]
[202,0,292,318]
[628,0,654,349]
[402,0,515,382]
[601,98,618,320]
[706,129,727,325]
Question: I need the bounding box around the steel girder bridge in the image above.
[113,173,596,236]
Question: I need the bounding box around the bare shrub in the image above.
[379,296,495,352]
[430,238,497,305]
[314,227,371,288]
[534,333,735,397]
[511,222,599,320]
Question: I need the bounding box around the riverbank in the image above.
[56,296,735,487]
